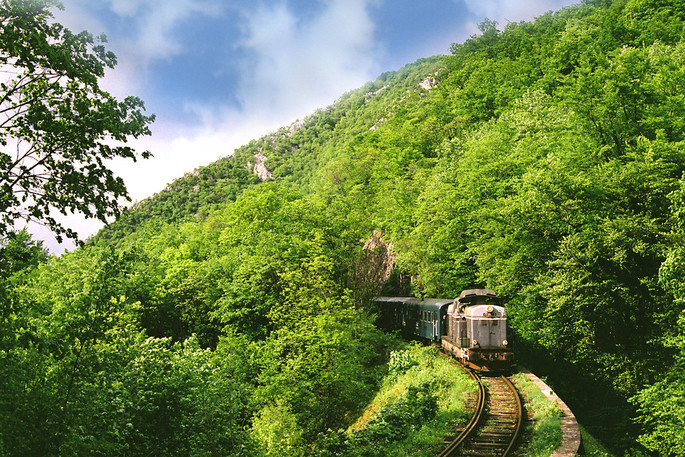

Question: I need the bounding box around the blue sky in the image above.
[38,0,579,251]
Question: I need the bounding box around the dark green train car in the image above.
[375,297,452,342]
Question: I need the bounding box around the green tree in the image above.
[632,311,685,456]
[631,173,685,456]
[0,0,154,242]
[0,228,47,277]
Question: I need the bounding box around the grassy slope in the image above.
[346,343,476,457]
[346,345,566,457]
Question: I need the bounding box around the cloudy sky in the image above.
[36,0,579,252]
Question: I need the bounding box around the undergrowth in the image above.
[312,342,476,457]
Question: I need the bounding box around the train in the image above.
[374,289,514,372]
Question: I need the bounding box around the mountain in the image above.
[3,0,685,455]
[94,55,447,244]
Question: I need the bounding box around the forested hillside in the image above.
[3,0,685,455]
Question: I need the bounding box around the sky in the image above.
[34,0,579,252]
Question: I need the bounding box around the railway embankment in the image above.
[519,369,581,457]
[341,345,580,457]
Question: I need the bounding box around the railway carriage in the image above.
[375,296,452,342]
[375,289,514,371]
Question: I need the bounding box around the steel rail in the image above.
[436,369,486,457]
[500,374,523,457]
[437,371,523,457]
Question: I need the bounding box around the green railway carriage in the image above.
[375,296,452,342]
[375,290,514,371]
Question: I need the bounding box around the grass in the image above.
[317,345,567,457]
[511,372,563,457]
[344,342,477,457]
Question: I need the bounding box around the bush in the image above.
[354,381,438,446]
[387,349,418,379]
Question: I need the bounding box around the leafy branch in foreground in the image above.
[0,0,154,242]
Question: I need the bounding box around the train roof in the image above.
[456,289,500,305]
[374,291,504,313]
[458,289,498,299]
[374,296,453,311]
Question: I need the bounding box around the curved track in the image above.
[438,370,522,457]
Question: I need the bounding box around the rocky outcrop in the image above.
[252,152,273,182]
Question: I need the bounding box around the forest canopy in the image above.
[2,0,685,456]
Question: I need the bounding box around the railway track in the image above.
[438,370,522,457]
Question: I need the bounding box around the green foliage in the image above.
[0,244,257,456]
[0,229,48,349]
[336,344,475,457]
[54,335,255,457]
[254,307,389,442]
[4,0,685,455]
[0,229,48,277]
[353,382,438,447]
[387,349,418,379]
[252,403,304,457]
[0,0,154,241]
[631,311,685,456]
[629,176,685,456]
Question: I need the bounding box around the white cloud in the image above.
[106,0,144,16]
[107,0,225,64]
[234,0,381,121]
[59,0,224,67]
[463,0,577,27]
[115,0,385,204]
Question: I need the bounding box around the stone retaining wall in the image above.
[521,370,581,457]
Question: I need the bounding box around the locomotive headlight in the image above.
[472,339,478,346]
[503,339,508,346]
[487,306,493,312]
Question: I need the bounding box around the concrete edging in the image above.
[520,370,581,457]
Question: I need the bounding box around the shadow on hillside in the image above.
[516,340,645,455]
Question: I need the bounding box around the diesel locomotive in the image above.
[375,289,513,371]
